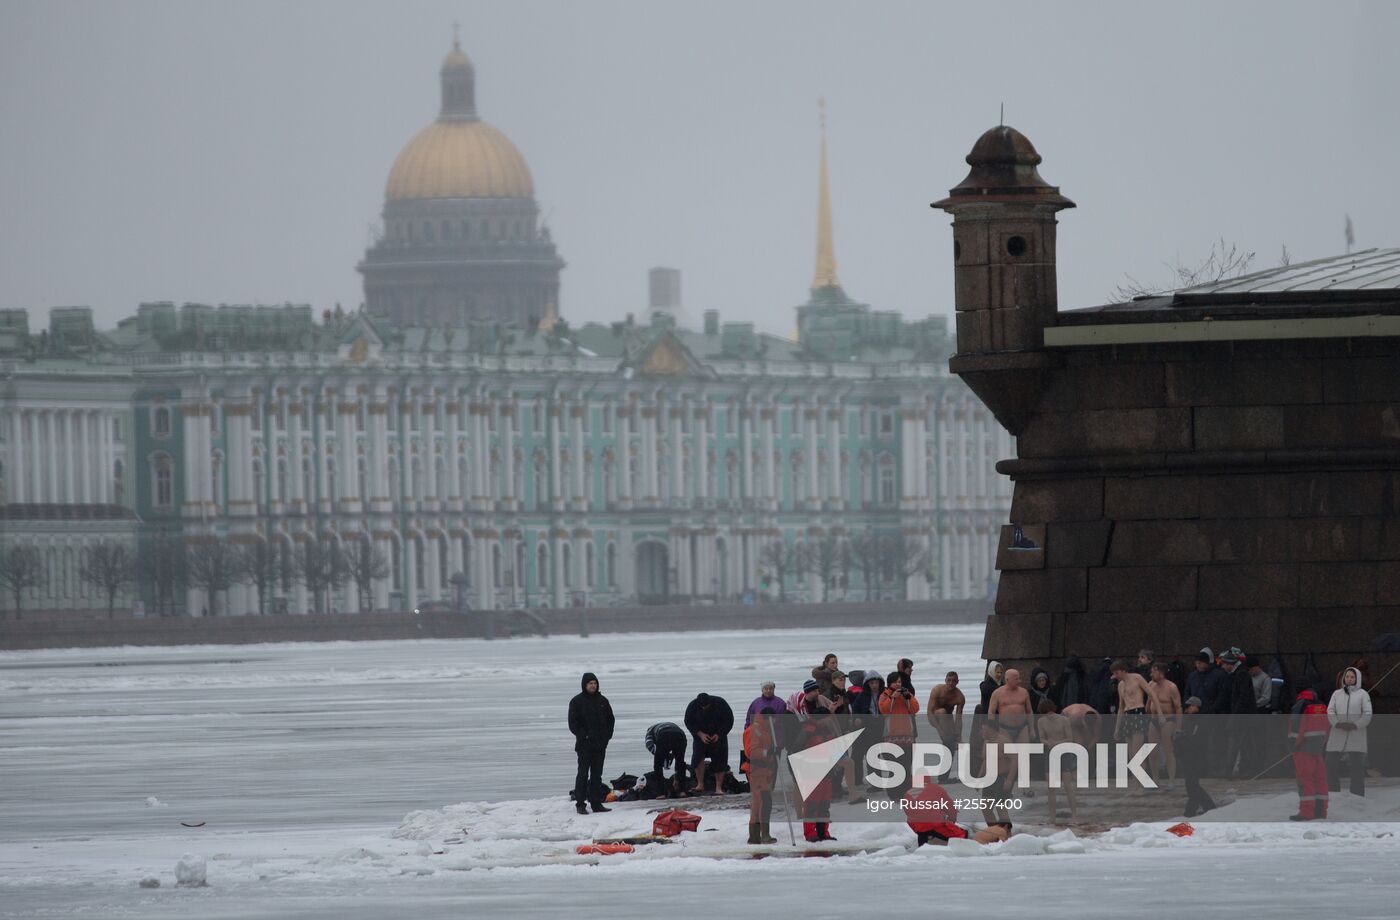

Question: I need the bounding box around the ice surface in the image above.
[175,854,207,887]
[2,627,1398,919]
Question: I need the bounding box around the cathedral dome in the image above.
[385,121,534,199]
[383,40,535,201]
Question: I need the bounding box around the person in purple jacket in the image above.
[746,680,789,727]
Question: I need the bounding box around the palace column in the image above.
[10,408,25,502]
[98,409,111,503]
[420,389,438,509]
[804,405,819,509]
[367,386,390,513]
[287,395,305,512]
[549,402,563,510]
[670,402,683,502]
[570,402,586,511]
[695,405,709,501]
[740,405,753,500]
[826,406,841,508]
[616,404,633,508]
[445,394,463,510]
[499,397,515,506]
[760,404,776,507]
[641,403,658,501]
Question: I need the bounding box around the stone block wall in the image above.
[979,336,1400,688]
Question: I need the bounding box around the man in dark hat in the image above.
[685,692,735,795]
[568,672,615,814]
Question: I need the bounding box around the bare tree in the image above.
[344,537,389,612]
[236,539,288,616]
[1112,238,1257,301]
[757,538,801,602]
[0,546,45,619]
[878,533,930,600]
[296,536,346,614]
[138,531,184,616]
[185,539,239,616]
[801,534,850,603]
[849,529,883,601]
[78,542,135,619]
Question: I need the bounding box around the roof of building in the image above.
[1173,248,1400,295]
[1047,249,1400,347]
[1063,248,1400,321]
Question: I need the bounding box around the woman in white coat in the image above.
[1325,666,1372,796]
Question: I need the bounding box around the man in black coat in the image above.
[568,672,615,814]
[1220,651,1258,779]
[1051,656,1088,710]
[684,692,735,794]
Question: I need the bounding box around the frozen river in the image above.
[2,626,1397,919]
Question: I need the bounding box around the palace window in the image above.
[152,407,171,438]
[585,542,595,588]
[151,453,173,509]
[562,543,573,588]
[606,543,617,587]
[879,457,896,505]
[537,542,550,588]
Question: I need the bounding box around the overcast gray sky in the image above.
[3,1,1397,336]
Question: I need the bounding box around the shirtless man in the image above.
[987,668,1036,793]
[1036,700,1079,823]
[1060,702,1100,751]
[1111,659,1152,791]
[928,672,966,743]
[1146,661,1182,789]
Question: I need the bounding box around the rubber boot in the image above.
[748,823,761,845]
[575,802,588,815]
[759,822,778,844]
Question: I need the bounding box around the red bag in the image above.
[1166,822,1194,838]
[651,809,703,837]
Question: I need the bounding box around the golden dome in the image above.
[385,120,534,200]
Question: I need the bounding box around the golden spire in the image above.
[812,98,841,291]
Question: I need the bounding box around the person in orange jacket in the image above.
[744,713,780,845]
[1288,687,1331,821]
[879,671,921,798]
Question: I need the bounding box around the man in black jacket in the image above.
[1221,651,1258,779]
[1051,656,1088,710]
[568,672,615,814]
[684,692,735,795]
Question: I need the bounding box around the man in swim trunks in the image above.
[1111,659,1152,791]
[988,667,1036,792]
[928,671,966,773]
[1147,661,1182,789]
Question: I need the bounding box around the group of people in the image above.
[978,646,1377,821]
[567,645,1378,839]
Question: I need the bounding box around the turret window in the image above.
[1006,235,1027,257]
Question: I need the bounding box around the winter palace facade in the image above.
[0,39,1009,616]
